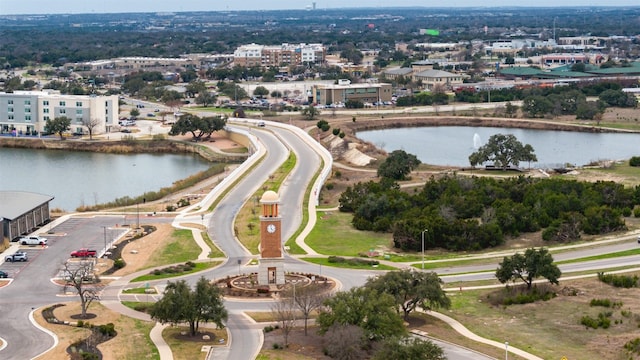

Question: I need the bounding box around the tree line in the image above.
[339,168,639,252]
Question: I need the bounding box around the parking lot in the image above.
[0,216,130,279]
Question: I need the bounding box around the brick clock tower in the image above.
[258,190,285,285]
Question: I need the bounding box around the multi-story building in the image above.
[311,82,392,106]
[234,43,326,68]
[0,91,119,136]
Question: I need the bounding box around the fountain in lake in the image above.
[473,133,482,149]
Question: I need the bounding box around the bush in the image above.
[580,312,612,329]
[590,298,612,307]
[113,258,125,270]
[166,205,176,212]
[98,323,116,337]
[597,272,639,288]
[629,156,640,167]
[332,128,340,136]
[634,207,640,218]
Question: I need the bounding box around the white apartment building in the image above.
[233,43,326,68]
[0,91,119,136]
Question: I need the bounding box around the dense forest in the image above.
[339,175,639,252]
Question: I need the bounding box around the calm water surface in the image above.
[357,126,640,168]
[0,148,212,211]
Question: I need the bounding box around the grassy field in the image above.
[442,276,640,360]
[305,211,393,256]
[162,326,228,360]
[143,229,202,268]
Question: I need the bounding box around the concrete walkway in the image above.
[421,309,544,360]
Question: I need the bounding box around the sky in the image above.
[1,0,639,15]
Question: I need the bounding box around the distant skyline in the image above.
[2,0,639,15]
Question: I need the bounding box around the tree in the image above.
[45,116,71,140]
[284,283,328,336]
[377,150,421,181]
[301,105,320,120]
[195,92,217,107]
[130,108,140,118]
[468,133,537,170]
[495,247,561,289]
[168,113,226,141]
[185,80,207,98]
[365,270,450,320]
[61,260,100,318]
[253,85,269,99]
[373,337,445,360]
[323,324,367,360]
[271,295,297,348]
[150,277,227,336]
[318,287,406,341]
[522,95,553,118]
[81,117,101,140]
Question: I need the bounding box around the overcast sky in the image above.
[2,0,639,15]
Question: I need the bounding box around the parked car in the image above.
[5,251,28,262]
[0,270,8,278]
[70,248,97,258]
[257,121,266,127]
[19,235,47,246]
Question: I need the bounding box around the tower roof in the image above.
[260,190,279,203]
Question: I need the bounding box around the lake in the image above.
[0,147,212,211]
[357,126,640,168]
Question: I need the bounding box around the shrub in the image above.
[98,323,116,337]
[590,298,612,307]
[597,272,638,288]
[332,128,340,136]
[113,258,125,270]
[629,156,640,167]
[263,325,275,333]
[623,207,632,217]
[166,205,176,212]
[634,207,640,218]
[325,183,334,190]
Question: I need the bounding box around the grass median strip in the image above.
[131,261,221,282]
[301,256,396,270]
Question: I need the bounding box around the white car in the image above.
[20,235,47,246]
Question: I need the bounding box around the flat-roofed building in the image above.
[412,70,467,90]
[0,90,119,136]
[234,43,326,68]
[311,83,392,106]
[0,191,53,241]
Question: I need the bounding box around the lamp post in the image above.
[421,229,428,270]
[505,341,509,360]
[102,226,107,258]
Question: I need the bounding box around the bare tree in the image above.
[271,295,297,348]
[284,283,328,336]
[81,117,102,140]
[323,324,366,360]
[61,260,101,318]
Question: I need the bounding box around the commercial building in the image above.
[233,43,326,68]
[0,91,119,136]
[311,82,392,106]
[0,191,53,241]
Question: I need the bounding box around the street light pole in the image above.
[102,226,107,258]
[421,229,428,270]
[505,341,509,360]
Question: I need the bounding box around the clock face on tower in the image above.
[267,224,277,233]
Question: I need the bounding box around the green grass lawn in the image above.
[300,257,396,270]
[144,229,201,268]
[305,211,393,256]
[131,261,221,283]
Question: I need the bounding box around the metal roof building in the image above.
[0,191,54,241]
